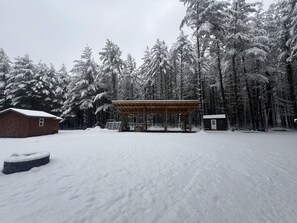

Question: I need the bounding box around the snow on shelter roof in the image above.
[0,108,62,120]
[203,114,226,119]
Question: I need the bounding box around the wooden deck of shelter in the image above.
[112,100,199,132]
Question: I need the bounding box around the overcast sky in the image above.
[0,0,274,70]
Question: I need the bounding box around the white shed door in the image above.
[211,119,217,130]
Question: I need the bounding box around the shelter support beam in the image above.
[120,114,128,131]
[165,108,168,132]
[182,115,186,132]
[143,108,147,131]
[188,109,192,132]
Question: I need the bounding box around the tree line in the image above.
[0,0,297,130]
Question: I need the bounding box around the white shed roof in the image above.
[0,108,62,120]
[203,114,226,119]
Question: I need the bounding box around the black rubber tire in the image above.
[2,155,50,174]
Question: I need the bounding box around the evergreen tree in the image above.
[224,0,258,129]
[149,39,170,99]
[63,46,99,128]
[119,54,139,100]
[99,39,124,100]
[264,0,297,128]
[0,49,11,109]
[280,0,297,119]
[52,64,70,114]
[170,31,195,99]
[5,54,35,109]
[204,0,230,123]
[31,62,52,111]
[139,47,154,99]
[180,0,215,117]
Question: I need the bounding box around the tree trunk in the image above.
[180,51,184,100]
[112,71,117,100]
[196,35,204,128]
[216,42,229,128]
[242,56,255,130]
[232,54,240,129]
[284,18,297,126]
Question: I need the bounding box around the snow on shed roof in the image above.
[5,152,50,163]
[203,114,226,119]
[0,108,62,120]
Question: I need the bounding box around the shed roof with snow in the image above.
[0,108,62,138]
[203,114,226,119]
[0,108,62,120]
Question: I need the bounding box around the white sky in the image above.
[0,0,274,70]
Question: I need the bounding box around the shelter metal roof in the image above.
[112,100,199,115]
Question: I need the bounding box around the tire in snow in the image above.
[2,152,50,174]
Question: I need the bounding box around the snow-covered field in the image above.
[1,129,297,223]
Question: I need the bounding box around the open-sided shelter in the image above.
[0,108,62,138]
[112,100,199,132]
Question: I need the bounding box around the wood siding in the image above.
[27,117,60,137]
[203,118,227,130]
[0,112,29,137]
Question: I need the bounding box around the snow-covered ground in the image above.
[0,129,297,223]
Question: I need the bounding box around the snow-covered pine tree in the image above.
[46,64,58,112]
[30,62,52,111]
[199,0,230,123]
[223,0,259,129]
[99,39,124,100]
[243,4,272,131]
[52,64,70,115]
[0,49,11,109]
[149,39,171,100]
[119,54,137,100]
[180,0,227,125]
[170,31,195,100]
[5,54,35,109]
[63,46,99,128]
[263,3,284,127]
[290,0,297,60]
[180,0,216,118]
[264,0,297,128]
[280,0,297,120]
[139,47,154,99]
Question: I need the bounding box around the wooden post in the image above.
[188,109,192,132]
[165,108,168,132]
[143,108,147,131]
[183,114,187,132]
[120,114,129,131]
[120,114,124,131]
[125,114,128,131]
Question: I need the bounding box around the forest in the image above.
[0,0,297,130]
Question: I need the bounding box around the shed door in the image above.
[211,119,217,130]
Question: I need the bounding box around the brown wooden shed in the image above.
[0,108,62,138]
[203,114,227,130]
